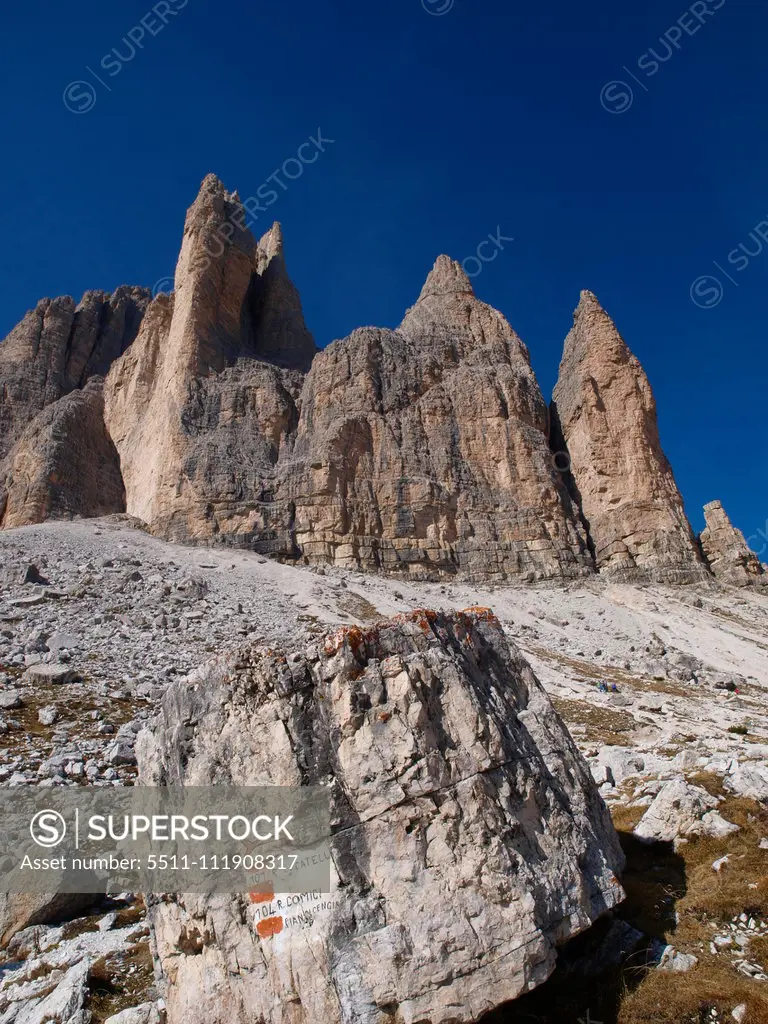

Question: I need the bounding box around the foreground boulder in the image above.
[138,608,625,1024]
[634,778,739,845]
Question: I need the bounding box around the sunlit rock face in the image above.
[551,290,708,583]
[138,608,625,1024]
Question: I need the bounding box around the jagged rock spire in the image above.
[0,287,149,464]
[700,500,765,585]
[251,222,316,371]
[551,291,707,583]
[416,255,475,301]
[103,177,315,541]
[256,221,284,268]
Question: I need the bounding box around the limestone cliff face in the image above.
[138,609,625,1024]
[2,176,751,586]
[551,291,708,583]
[103,179,590,579]
[286,257,592,578]
[0,287,149,462]
[0,379,125,529]
[699,500,765,586]
[103,176,313,547]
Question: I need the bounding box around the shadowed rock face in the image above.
[286,257,593,578]
[0,287,149,463]
[699,500,765,586]
[0,379,125,529]
[137,609,625,1024]
[551,291,708,583]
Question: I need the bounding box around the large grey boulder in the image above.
[137,608,625,1024]
[635,778,739,844]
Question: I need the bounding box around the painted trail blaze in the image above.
[256,915,284,938]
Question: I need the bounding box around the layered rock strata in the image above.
[0,176,752,587]
[137,608,625,1024]
[551,291,708,583]
[0,379,125,529]
[103,179,592,580]
[103,176,313,548]
[0,287,149,462]
[699,500,765,585]
[287,257,592,577]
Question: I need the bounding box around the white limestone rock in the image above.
[137,609,625,1024]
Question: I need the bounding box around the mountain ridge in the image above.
[0,175,763,588]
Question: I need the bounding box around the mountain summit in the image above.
[0,175,762,587]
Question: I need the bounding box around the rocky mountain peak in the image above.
[257,221,284,263]
[197,171,231,199]
[700,500,765,586]
[567,289,633,365]
[577,287,600,308]
[0,286,149,464]
[552,292,707,583]
[0,178,754,590]
[416,255,475,301]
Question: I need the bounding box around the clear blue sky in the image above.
[2,0,766,541]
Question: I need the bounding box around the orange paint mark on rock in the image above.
[249,884,275,904]
[256,915,284,938]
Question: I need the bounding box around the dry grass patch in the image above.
[609,802,648,834]
[552,696,637,746]
[335,592,381,623]
[618,965,768,1023]
[617,792,768,1023]
[86,940,154,1023]
[482,791,768,1023]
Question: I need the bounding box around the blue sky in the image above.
[1,0,766,542]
